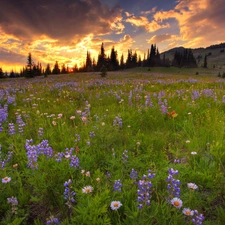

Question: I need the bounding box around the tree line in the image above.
[0,43,198,78]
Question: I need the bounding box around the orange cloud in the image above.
[153,0,225,48]
[126,15,170,32]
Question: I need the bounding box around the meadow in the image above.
[0,70,225,225]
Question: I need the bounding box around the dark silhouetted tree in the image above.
[109,46,119,71]
[25,53,35,78]
[0,67,4,78]
[52,61,60,74]
[85,51,93,72]
[97,43,107,71]
[203,55,208,68]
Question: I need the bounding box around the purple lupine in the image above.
[38,127,44,137]
[137,170,155,209]
[64,179,76,209]
[0,145,13,168]
[122,150,128,163]
[167,168,180,198]
[70,156,79,168]
[128,90,133,106]
[16,114,26,134]
[114,179,122,192]
[89,131,95,138]
[7,196,18,214]
[46,216,59,224]
[160,104,168,114]
[8,123,16,135]
[113,116,123,128]
[54,152,64,162]
[130,168,138,183]
[192,210,204,225]
[74,134,81,142]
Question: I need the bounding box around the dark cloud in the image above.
[0,0,122,41]
[0,48,26,64]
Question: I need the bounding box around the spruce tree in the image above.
[203,55,208,68]
[52,61,60,74]
[0,67,4,78]
[25,53,35,78]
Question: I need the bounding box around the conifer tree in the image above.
[0,67,4,78]
[97,43,107,71]
[52,61,60,74]
[203,55,208,68]
[25,53,35,78]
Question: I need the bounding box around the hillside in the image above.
[162,43,225,69]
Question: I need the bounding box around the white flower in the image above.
[191,151,197,155]
[171,197,183,209]
[2,177,11,183]
[86,171,90,177]
[187,183,198,190]
[110,201,122,210]
[82,185,93,194]
[182,208,194,216]
[70,116,75,120]
[186,140,190,144]
[102,122,105,126]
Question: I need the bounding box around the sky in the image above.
[0,0,224,72]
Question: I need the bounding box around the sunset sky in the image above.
[0,0,224,72]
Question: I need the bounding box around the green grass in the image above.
[0,71,225,224]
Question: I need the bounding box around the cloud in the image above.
[0,0,122,41]
[125,14,170,32]
[147,34,180,44]
[153,0,225,48]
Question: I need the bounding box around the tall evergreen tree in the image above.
[97,43,107,71]
[85,51,93,72]
[45,64,51,75]
[120,54,125,70]
[109,46,119,71]
[0,67,4,78]
[203,55,208,68]
[61,64,67,74]
[52,61,60,74]
[25,53,35,78]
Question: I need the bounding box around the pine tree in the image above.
[52,61,60,74]
[25,53,35,78]
[203,55,208,68]
[120,54,125,70]
[85,51,93,72]
[0,67,4,78]
[61,64,67,74]
[97,43,107,71]
[109,46,119,71]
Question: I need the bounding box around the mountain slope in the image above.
[161,43,225,68]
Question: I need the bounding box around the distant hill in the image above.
[161,43,225,69]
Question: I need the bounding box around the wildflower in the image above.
[182,208,194,216]
[191,151,197,155]
[171,197,183,209]
[186,140,190,144]
[76,110,82,115]
[52,121,57,126]
[187,183,198,190]
[101,122,105,126]
[86,171,90,177]
[167,168,180,198]
[137,170,155,209]
[122,150,128,163]
[110,201,122,210]
[81,170,85,174]
[2,176,11,183]
[96,178,100,182]
[82,185,93,194]
[130,168,138,182]
[7,196,18,214]
[114,180,122,192]
[13,163,18,168]
[82,116,87,122]
[46,215,59,224]
[70,116,75,120]
[192,210,204,225]
[64,179,76,208]
[58,114,63,118]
